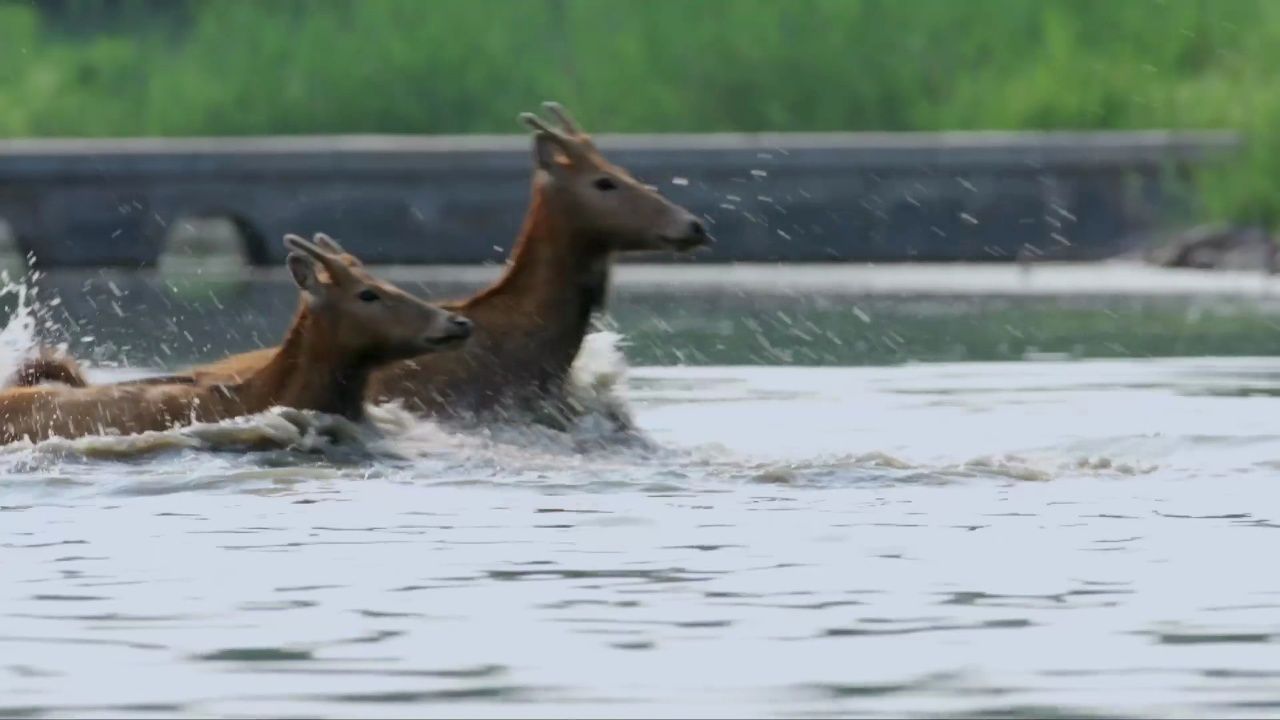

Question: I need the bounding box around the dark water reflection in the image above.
[11,264,1280,369]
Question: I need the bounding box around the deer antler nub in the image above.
[519,111,561,138]
[284,234,354,282]
[542,101,582,135]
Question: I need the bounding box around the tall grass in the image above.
[2,0,1280,223]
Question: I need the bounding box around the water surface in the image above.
[3,264,1280,718]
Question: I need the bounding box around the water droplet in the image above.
[671,177,689,186]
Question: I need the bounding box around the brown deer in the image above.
[0,235,471,445]
[11,350,88,388]
[61,102,707,428]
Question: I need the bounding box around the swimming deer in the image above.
[15,102,708,428]
[0,235,471,445]
[11,350,88,388]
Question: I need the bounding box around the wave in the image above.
[365,329,649,456]
[726,449,1159,487]
[1,405,387,462]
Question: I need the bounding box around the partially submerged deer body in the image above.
[12,352,88,389]
[0,235,471,445]
[62,103,708,428]
[383,104,706,424]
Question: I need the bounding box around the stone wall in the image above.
[0,130,1239,267]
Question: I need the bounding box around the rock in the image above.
[1148,224,1277,272]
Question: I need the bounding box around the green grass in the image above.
[3,0,1280,223]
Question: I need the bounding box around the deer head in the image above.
[284,233,471,363]
[520,102,709,253]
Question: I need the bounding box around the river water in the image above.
[4,263,1280,718]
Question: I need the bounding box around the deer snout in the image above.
[419,311,472,351]
[663,215,711,251]
[688,219,709,242]
[438,315,473,341]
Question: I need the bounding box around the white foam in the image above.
[564,330,638,438]
[0,274,40,380]
[3,405,386,461]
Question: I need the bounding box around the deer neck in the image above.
[244,303,372,420]
[471,188,611,351]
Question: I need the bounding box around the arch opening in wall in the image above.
[157,213,266,274]
[0,217,30,277]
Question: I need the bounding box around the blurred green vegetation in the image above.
[1,0,1279,224]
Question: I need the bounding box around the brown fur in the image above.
[12,355,88,388]
[0,236,470,445]
[15,103,707,427]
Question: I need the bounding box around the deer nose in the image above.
[446,315,473,339]
[688,219,708,240]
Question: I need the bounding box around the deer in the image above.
[12,102,709,429]
[11,350,89,388]
[0,234,472,445]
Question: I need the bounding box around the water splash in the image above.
[565,330,636,437]
[0,330,642,470]
[0,263,78,384]
[0,271,41,380]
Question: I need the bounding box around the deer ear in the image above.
[287,252,324,302]
[312,232,345,254]
[532,133,572,176]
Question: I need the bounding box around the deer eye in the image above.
[593,177,618,192]
[357,289,381,302]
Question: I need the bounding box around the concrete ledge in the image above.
[0,130,1241,267]
[362,261,1280,298]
